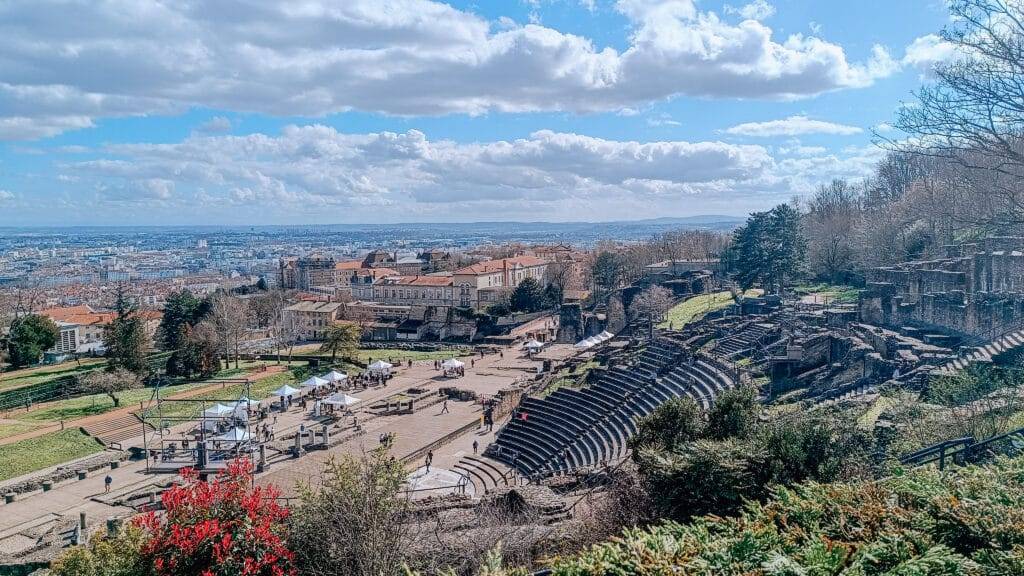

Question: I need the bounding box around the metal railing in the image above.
[900,426,1024,470]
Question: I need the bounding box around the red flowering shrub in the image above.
[134,458,296,576]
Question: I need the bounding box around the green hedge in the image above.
[550,456,1024,575]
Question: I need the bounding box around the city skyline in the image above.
[0,0,952,225]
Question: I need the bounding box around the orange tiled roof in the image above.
[453,256,549,276]
[335,259,364,271]
[38,305,94,321]
[41,305,161,326]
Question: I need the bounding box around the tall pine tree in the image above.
[728,204,807,295]
[104,285,148,374]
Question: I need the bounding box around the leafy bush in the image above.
[705,386,760,440]
[50,524,147,576]
[133,459,295,576]
[551,455,1024,575]
[634,410,873,521]
[630,397,705,451]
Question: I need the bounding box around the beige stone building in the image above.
[370,275,455,306]
[281,301,343,341]
[451,256,550,310]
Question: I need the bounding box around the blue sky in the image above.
[0,0,953,226]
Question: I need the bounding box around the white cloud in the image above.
[59,126,773,213]
[725,115,863,137]
[724,0,775,21]
[647,113,681,127]
[195,116,232,134]
[21,123,891,222]
[778,144,827,157]
[0,189,14,201]
[0,0,899,139]
[902,33,957,71]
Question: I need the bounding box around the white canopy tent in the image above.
[271,384,300,397]
[216,427,252,443]
[301,376,330,389]
[202,403,234,418]
[200,403,236,430]
[323,392,361,408]
[523,339,544,350]
[323,370,348,383]
[367,360,393,375]
[441,358,464,369]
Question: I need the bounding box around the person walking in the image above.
[425,451,433,472]
[104,474,113,493]
[441,399,449,414]
[472,439,478,454]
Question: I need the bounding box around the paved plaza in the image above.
[0,344,579,551]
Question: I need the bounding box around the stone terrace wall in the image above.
[860,237,1024,339]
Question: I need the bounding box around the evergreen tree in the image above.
[158,290,207,351]
[160,290,216,378]
[509,277,548,313]
[7,314,59,367]
[728,204,807,294]
[104,286,148,374]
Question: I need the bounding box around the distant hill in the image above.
[609,215,745,228]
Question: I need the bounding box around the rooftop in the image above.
[388,275,453,287]
[454,256,548,276]
[283,301,342,313]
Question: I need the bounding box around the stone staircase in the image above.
[81,413,152,446]
[933,328,1024,376]
[452,455,515,495]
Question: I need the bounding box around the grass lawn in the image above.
[142,369,310,426]
[0,358,107,393]
[857,394,899,430]
[794,283,861,304]
[290,344,471,363]
[13,380,215,423]
[0,420,42,440]
[0,428,104,482]
[658,289,762,329]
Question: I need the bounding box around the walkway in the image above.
[0,344,580,554]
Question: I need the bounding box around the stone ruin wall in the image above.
[859,237,1024,339]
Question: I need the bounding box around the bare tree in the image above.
[544,260,572,305]
[247,289,286,330]
[891,0,1024,229]
[290,449,412,576]
[804,179,863,283]
[208,293,248,369]
[78,368,143,408]
[628,285,674,324]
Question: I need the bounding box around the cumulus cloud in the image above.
[724,0,775,20]
[902,33,957,72]
[65,127,771,209]
[725,115,863,137]
[0,0,899,139]
[0,189,14,201]
[25,123,889,223]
